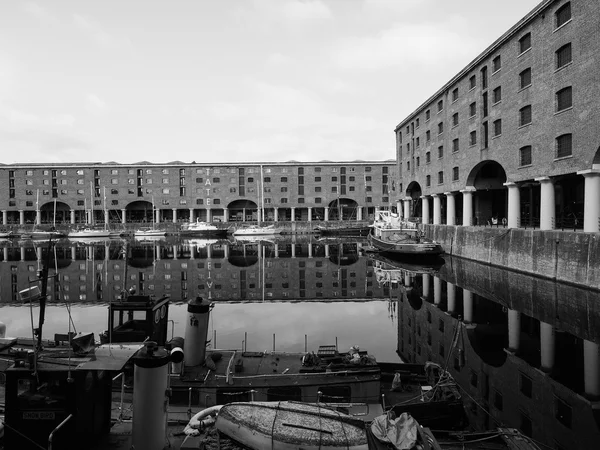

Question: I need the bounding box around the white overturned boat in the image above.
[232,224,280,237]
[133,227,167,238]
[216,401,368,450]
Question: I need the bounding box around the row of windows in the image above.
[401,3,572,140]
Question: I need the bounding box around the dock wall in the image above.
[426,225,600,291]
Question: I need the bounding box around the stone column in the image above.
[171,208,177,223]
[324,207,329,221]
[121,209,127,224]
[274,243,279,257]
[154,208,160,224]
[206,209,211,222]
[291,244,296,258]
[223,208,228,222]
[404,273,412,287]
[324,244,330,258]
[308,243,313,258]
[433,277,442,306]
[445,192,456,226]
[104,210,109,225]
[461,188,475,226]
[507,309,521,353]
[357,207,362,221]
[446,282,456,313]
[189,208,195,223]
[540,321,555,373]
[19,210,24,225]
[577,170,600,233]
[421,196,429,225]
[3,247,8,261]
[308,207,312,222]
[291,207,296,222]
[403,199,410,220]
[584,340,600,399]
[432,194,441,225]
[36,210,41,225]
[536,176,555,230]
[463,290,473,323]
[274,207,279,222]
[70,210,75,224]
[504,182,521,228]
[421,273,431,301]
[2,210,7,225]
[223,244,229,258]
[396,201,403,220]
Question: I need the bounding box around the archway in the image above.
[40,201,71,225]
[465,161,507,226]
[228,200,258,222]
[405,181,423,219]
[126,200,153,223]
[327,198,359,221]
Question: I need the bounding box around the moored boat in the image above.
[232,224,281,237]
[181,220,229,237]
[369,210,443,259]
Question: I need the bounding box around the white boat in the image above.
[134,227,167,238]
[216,401,369,450]
[369,210,444,259]
[0,231,13,239]
[181,220,229,237]
[232,224,280,237]
[68,228,113,238]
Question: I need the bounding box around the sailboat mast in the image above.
[90,181,94,226]
[259,165,264,224]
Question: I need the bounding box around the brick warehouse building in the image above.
[0,161,396,227]
[394,0,600,233]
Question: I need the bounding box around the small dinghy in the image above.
[216,401,368,450]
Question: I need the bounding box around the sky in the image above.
[0,0,542,165]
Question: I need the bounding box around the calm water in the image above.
[1,236,599,449]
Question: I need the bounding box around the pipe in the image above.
[48,414,73,450]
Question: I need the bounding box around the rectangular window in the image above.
[452,113,458,127]
[437,99,443,112]
[493,119,502,137]
[425,110,430,121]
[494,390,504,411]
[519,68,532,89]
[520,373,533,398]
[493,86,502,104]
[520,146,532,166]
[492,55,501,72]
[519,32,531,54]
[416,137,420,148]
[426,175,431,187]
[556,87,572,112]
[470,130,477,146]
[452,138,459,153]
[438,146,443,159]
[469,102,476,117]
[426,130,430,142]
[415,118,419,128]
[555,2,571,28]
[438,122,443,134]
[556,134,572,158]
[469,75,476,90]
[452,88,458,102]
[425,152,431,163]
[555,397,572,428]
[437,171,444,184]
[519,105,532,126]
[556,43,572,69]
[452,166,459,181]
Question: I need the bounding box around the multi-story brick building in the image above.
[394,0,600,232]
[0,161,396,227]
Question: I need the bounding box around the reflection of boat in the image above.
[184,238,219,249]
[369,210,443,259]
[232,224,280,237]
[368,252,445,275]
[21,229,66,239]
[181,220,229,237]
[216,401,369,450]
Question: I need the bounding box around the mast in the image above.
[259,164,264,224]
[90,181,94,226]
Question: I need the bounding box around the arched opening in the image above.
[327,198,360,221]
[40,201,71,225]
[465,161,507,226]
[228,200,258,222]
[405,182,423,220]
[126,200,154,223]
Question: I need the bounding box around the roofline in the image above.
[393,0,554,132]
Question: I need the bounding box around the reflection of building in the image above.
[395,258,600,449]
[394,1,600,234]
[0,240,399,304]
[0,161,396,226]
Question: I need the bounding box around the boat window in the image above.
[216,389,250,405]
[267,386,302,402]
[318,385,351,403]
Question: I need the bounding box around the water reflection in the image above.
[0,236,599,448]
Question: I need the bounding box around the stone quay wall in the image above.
[426,225,600,291]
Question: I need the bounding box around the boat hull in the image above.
[216,401,368,450]
[315,226,371,237]
[369,233,444,258]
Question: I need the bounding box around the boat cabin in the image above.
[104,295,170,346]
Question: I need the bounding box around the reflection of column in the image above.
[584,340,600,399]
[308,244,313,258]
[447,282,456,313]
[4,247,9,261]
[223,208,228,222]
[71,246,76,260]
[432,195,441,225]
[206,245,212,259]
[421,273,431,300]
[421,196,429,225]
[172,208,177,223]
[22,247,27,261]
[403,199,410,220]
[357,207,362,221]
[577,170,600,233]
[172,245,178,260]
[223,244,229,258]
[404,273,411,287]
[433,277,442,306]
[445,192,456,226]
[504,182,521,228]
[2,210,7,225]
[274,207,279,222]
[461,188,474,226]
[70,209,75,224]
[308,207,312,222]
[206,209,211,222]
[324,244,330,258]
[274,243,279,258]
[540,321,555,373]
[291,244,296,258]
[536,176,555,230]
[291,207,296,222]
[19,210,25,225]
[121,209,126,224]
[324,207,329,221]
[507,309,521,352]
[463,290,473,323]
[189,208,195,223]
[155,245,161,260]
[36,210,41,225]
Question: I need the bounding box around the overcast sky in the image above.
[0,0,541,165]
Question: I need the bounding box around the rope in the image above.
[1,420,47,450]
